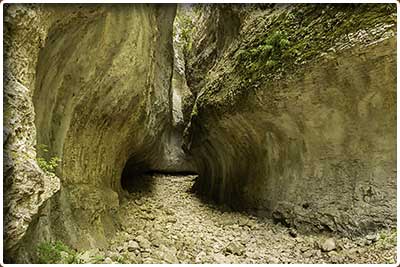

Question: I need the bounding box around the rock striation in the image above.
[4,4,178,262]
[184,4,396,235]
[3,3,397,263]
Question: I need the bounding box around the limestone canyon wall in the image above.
[4,4,177,262]
[3,3,397,263]
[184,4,396,236]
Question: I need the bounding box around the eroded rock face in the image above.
[184,4,396,235]
[150,9,195,173]
[3,76,60,261]
[3,3,397,263]
[33,4,176,193]
[3,4,61,261]
[4,4,177,262]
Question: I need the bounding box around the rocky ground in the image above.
[75,174,396,264]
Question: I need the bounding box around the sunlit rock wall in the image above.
[4,4,176,262]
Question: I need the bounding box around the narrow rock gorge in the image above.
[3,3,397,264]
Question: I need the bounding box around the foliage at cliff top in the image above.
[235,4,396,83]
[197,4,396,113]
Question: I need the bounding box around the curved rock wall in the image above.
[185,4,396,235]
[4,4,177,262]
[3,3,397,263]
[33,4,175,190]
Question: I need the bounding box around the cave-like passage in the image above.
[120,156,197,194]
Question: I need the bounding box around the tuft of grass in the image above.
[37,241,77,264]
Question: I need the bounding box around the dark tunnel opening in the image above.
[120,157,152,193]
[120,157,198,193]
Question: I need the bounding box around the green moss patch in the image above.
[195,4,396,114]
[235,4,396,84]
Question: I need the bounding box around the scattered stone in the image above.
[268,256,280,264]
[213,253,227,263]
[104,257,113,264]
[321,238,336,252]
[289,228,297,238]
[225,241,245,256]
[127,240,140,252]
[135,235,152,249]
[195,251,207,263]
[103,174,396,264]
[366,233,380,242]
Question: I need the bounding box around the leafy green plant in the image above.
[36,144,61,174]
[236,30,292,90]
[37,156,61,174]
[37,241,77,264]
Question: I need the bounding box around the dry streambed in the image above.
[71,174,396,264]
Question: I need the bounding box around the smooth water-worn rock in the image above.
[3,3,397,264]
[184,4,396,235]
[321,238,336,252]
[4,4,178,262]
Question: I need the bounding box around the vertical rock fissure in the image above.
[148,10,195,174]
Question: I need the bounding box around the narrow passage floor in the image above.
[90,174,396,264]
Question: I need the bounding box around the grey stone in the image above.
[213,253,228,263]
[225,241,245,256]
[321,238,336,252]
[104,257,113,264]
[289,228,297,238]
[366,233,380,242]
[127,240,140,252]
[135,235,152,249]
